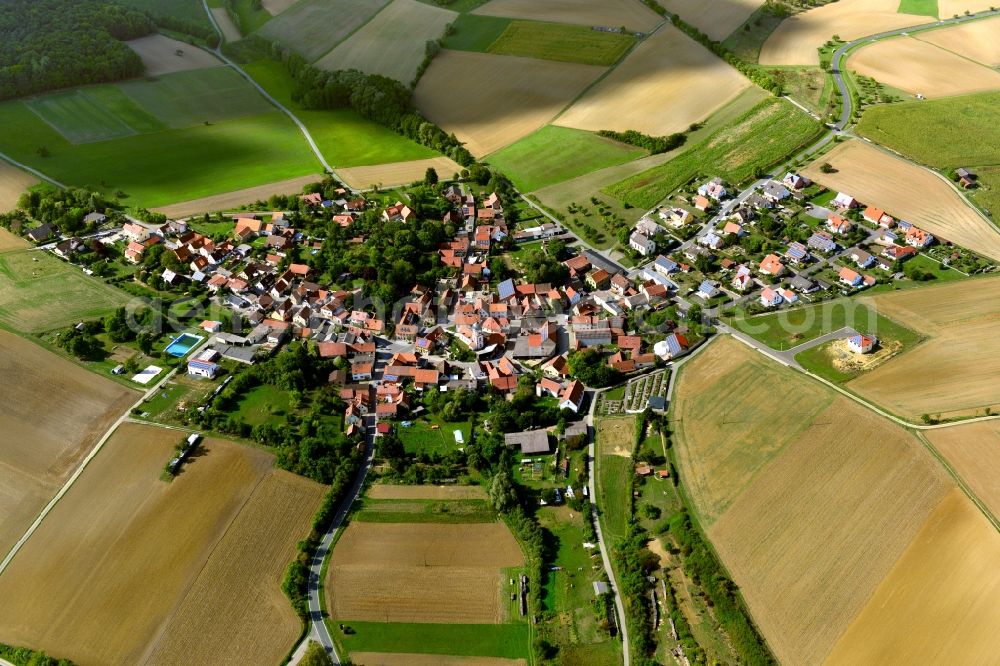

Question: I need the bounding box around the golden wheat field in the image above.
[927,421,1000,519]
[848,36,1000,98]
[938,0,999,15]
[915,16,1000,66]
[672,336,834,524]
[415,50,604,156]
[759,0,927,65]
[327,522,524,624]
[824,488,1000,665]
[848,277,1000,419]
[473,0,661,32]
[657,0,764,41]
[555,24,750,137]
[337,156,463,189]
[802,139,1000,262]
[0,331,136,560]
[0,422,309,665]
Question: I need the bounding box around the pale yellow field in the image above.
[708,396,950,666]
[802,139,1000,262]
[211,7,242,42]
[262,0,297,16]
[760,0,929,65]
[0,424,270,663]
[657,0,764,41]
[415,50,604,157]
[915,16,1000,66]
[126,35,222,76]
[352,654,526,666]
[672,336,834,524]
[555,24,750,137]
[0,162,38,213]
[938,0,1000,15]
[337,156,462,189]
[0,331,136,562]
[473,0,661,32]
[152,173,323,217]
[848,277,1000,419]
[316,0,457,83]
[0,228,28,251]
[327,522,523,624]
[367,484,487,500]
[928,421,1000,519]
[825,489,1000,665]
[848,36,1000,98]
[145,469,325,666]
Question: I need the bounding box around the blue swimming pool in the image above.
[164,333,203,357]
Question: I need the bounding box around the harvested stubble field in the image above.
[316,0,457,83]
[145,469,324,666]
[414,50,603,157]
[672,336,833,524]
[152,173,323,217]
[0,422,319,665]
[126,35,222,76]
[337,156,463,189]
[0,163,37,214]
[939,0,1000,14]
[759,0,928,65]
[0,249,130,332]
[351,654,525,666]
[555,25,750,137]
[260,0,392,63]
[327,522,524,624]
[847,277,1000,419]
[824,488,1000,665]
[472,0,661,32]
[802,139,1000,262]
[0,228,28,251]
[673,336,954,666]
[848,36,1000,98]
[927,421,1000,519]
[366,484,487,500]
[658,0,764,41]
[0,331,136,560]
[915,16,1000,66]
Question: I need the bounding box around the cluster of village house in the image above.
[623,171,938,314]
[44,184,695,455]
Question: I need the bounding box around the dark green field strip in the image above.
[339,621,530,659]
[352,498,497,523]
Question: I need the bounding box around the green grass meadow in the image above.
[26,91,138,144]
[898,0,938,17]
[487,20,635,66]
[487,125,645,191]
[352,498,496,523]
[258,0,391,62]
[338,621,529,659]
[0,250,129,333]
[856,91,1000,168]
[235,383,293,426]
[115,0,215,31]
[441,13,512,51]
[607,99,823,209]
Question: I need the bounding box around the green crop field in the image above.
[259,0,392,62]
[0,251,129,333]
[115,0,215,31]
[243,60,438,166]
[81,85,167,134]
[969,165,1000,219]
[118,68,275,128]
[441,14,511,51]
[352,498,496,523]
[607,99,822,209]
[339,621,529,659]
[898,0,938,17]
[857,91,1000,168]
[487,125,644,191]
[487,20,635,66]
[26,91,137,144]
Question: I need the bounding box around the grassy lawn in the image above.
[243,60,438,167]
[969,165,1000,221]
[235,383,293,427]
[606,99,823,209]
[352,498,496,523]
[338,621,530,659]
[487,125,645,192]
[0,251,129,333]
[397,413,473,456]
[441,13,511,51]
[905,253,967,281]
[487,21,635,66]
[768,66,834,117]
[595,416,634,544]
[898,0,938,17]
[856,91,1000,168]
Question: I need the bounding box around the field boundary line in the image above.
[309,0,393,66]
[915,431,1000,534]
[0,151,66,190]
[0,340,208,576]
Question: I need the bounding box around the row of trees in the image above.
[597,129,687,155]
[0,0,152,100]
